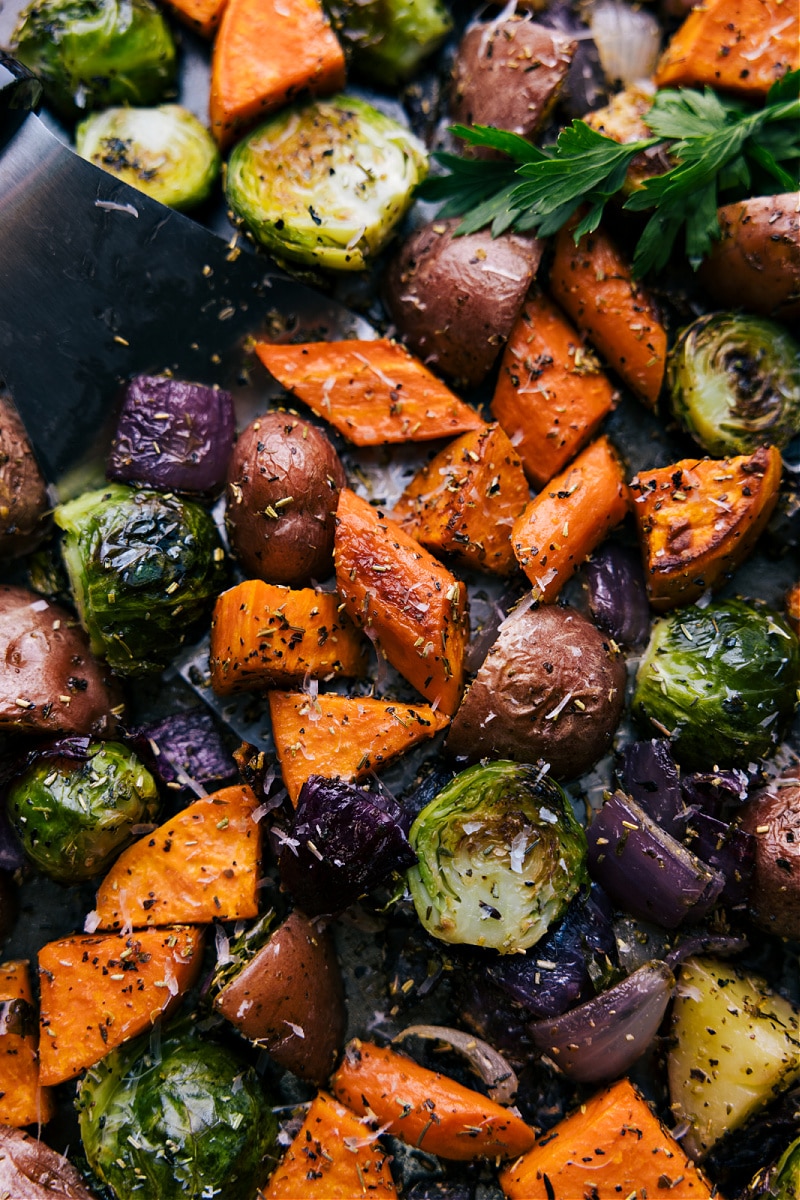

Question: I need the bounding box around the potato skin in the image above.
[0,395,48,559]
[698,194,800,322]
[741,775,800,940]
[0,586,121,736]
[447,604,626,779]
[214,910,346,1084]
[225,412,346,586]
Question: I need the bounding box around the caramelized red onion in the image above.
[393,1025,518,1105]
[585,542,650,648]
[620,738,684,835]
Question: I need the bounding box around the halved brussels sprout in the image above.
[11,0,177,121]
[668,312,800,456]
[323,0,452,85]
[225,94,428,271]
[407,761,588,954]
[76,106,220,210]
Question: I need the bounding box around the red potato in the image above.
[741,774,800,940]
[0,1126,97,1198]
[0,395,48,559]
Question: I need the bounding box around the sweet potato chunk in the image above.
[38,927,202,1085]
[786,581,800,637]
[161,0,226,36]
[393,424,529,575]
[269,691,449,804]
[630,446,782,610]
[256,340,484,446]
[0,961,52,1126]
[335,489,469,714]
[491,288,616,488]
[210,580,367,695]
[94,786,261,930]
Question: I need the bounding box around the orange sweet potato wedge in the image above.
[787,581,800,637]
[210,580,368,695]
[655,0,799,98]
[631,445,783,610]
[38,927,203,1085]
[161,0,226,37]
[256,340,485,446]
[0,960,53,1126]
[332,1040,536,1162]
[94,785,261,930]
[269,691,449,805]
[491,287,617,487]
[209,0,345,149]
[550,221,667,408]
[335,489,470,714]
[512,436,629,602]
[263,1090,398,1198]
[499,1077,713,1198]
[393,424,529,576]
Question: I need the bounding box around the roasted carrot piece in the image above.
[38,927,203,1086]
[268,691,449,805]
[499,1077,714,1198]
[631,445,783,611]
[256,339,485,447]
[0,960,53,1126]
[209,0,345,149]
[334,488,469,714]
[550,221,667,408]
[263,1090,398,1198]
[512,436,629,602]
[332,1040,536,1162]
[491,288,617,487]
[393,424,529,576]
[655,0,799,98]
[161,0,226,37]
[94,785,261,930]
[210,580,367,695]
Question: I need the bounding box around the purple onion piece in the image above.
[681,768,750,819]
[456,972,537,1065]
[0,808,24,873]
[678,810,756,905]
[584,543,650,648]
[278,775,417,918]
[665,933,747,971]
[528,960,675,1083]
[587,792,725,928]
[620,739,685,835]
[128,710,236,798]
[108,375,235,494]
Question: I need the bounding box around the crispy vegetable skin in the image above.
[94,785,261,929]
[512,436,629,602]
[210,580,367,695]
[255,339,484,446]
[209,0,345,149]
[160,0,225,35]
[550,221,667,407]
[698,195,800,322]
[0,394,48,559]
[38,927,203,1085]
[335,488,469,714]
[0,961,52,1127]
[393,424,529,576]
[630,445,783,610]
[268,692,449,804]
[491,288,616,488]
[655,0,799,97]
[263,1090,397,1198]
[332,1040,536,1161]
[0,1127,97,1199]
[500,1077,714,1197]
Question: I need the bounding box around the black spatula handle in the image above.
[0,52,42,149]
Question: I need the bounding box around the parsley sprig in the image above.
[417,71,800,277]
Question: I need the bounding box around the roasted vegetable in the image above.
[668,313,800,456]
[0,393,48,559]
[633,599,799,768]
[408,761,587,953]
[0,1126,97,1199]
[747,1135,800,1200]
[0,960,53,1127]
[226,96,427,270]
[7,741,158,883]
[324,0,451,84]
[129,708,236,798]
[741,773,800,940]
[55,484,226,675]
[698,194,800,323]
[584,542,649,647]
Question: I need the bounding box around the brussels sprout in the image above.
[75,106,220,210]
[668,312,800,456]
[407,761,588,954]
[747,1135,800,1199]
[225,95,427,272]
[77,1024,277,1199]
[11,0,177,121]
[633,599,799,769]
[323,0,452,85]
[54,484,227,675]
[7,740,158,882]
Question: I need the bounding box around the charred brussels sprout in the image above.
[7,741,158,882]
[226,95,427,271]
[668,313,800,456]
[77,1025,277,1199]
[407,761,587,954]
[11,0,177,121]
[748,1136,800,1199]
[633,600,799,769]
[323,0,452,85]
[76,106,219,210]
[54,484,227,675]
